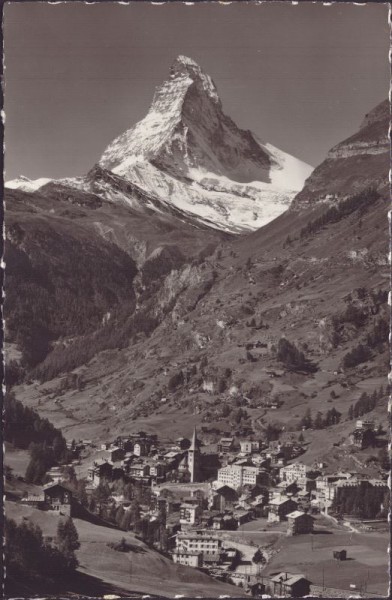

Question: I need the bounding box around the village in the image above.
[19,416,389,598]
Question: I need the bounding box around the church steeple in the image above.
[190,427,198,451]
[188,426,200,482]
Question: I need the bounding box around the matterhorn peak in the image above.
[168,55,220,104]
[96,57,313,233]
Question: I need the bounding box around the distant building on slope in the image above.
[286,510,314,536]
[350,428,375,449]
[269,572,311,597]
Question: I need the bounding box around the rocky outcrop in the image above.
[292,99,389,209]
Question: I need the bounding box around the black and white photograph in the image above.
[3,1,390,598]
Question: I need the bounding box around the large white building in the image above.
[176,532,222,555]
[217,464,260,489]
[279,462,309,487]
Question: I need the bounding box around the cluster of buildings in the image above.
[86,429,203,488]
[19,421,388,596]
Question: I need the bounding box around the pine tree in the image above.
[348,405,354,420]
[57,517,80,571]
[314,412,324,430]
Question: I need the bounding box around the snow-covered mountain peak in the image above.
[5,176,52,192]
[169,55,220,104]
[96,56,313,232]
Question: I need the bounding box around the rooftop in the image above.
[270,572,308,585]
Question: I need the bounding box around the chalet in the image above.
[240,440,260,454]
[129,463,150,479]
[21,494,45,509]
[88,460,113,485]
[277,480,300,495]
[268,496,297,523]
[233,509,253,526]
[115,436,134,452]
[200,514,213,528]
[134,440,151,457]
[249,496,267,517]
[356,419,375,431]
[149,462,167,481]
[163,450,183,468]
[43,483,74,516]
[217,437,234,453]
[270,572,311,597]
[350,428,375,449]
[108,446,125,462]
[286,511,314,535]
[179,502,201,525]
[212,515,225,530]
[248,582,267,597]
[209,485,239,512]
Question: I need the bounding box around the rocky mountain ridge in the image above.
[292,99,389,208]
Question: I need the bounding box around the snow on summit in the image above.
[97,55,313,233]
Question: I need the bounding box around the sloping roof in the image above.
[215,485,238,499]
[270,572,308,585]
[269,495,293,506]
[22,495,45,502]
[287,510,308,519]
[43,482,72,492]
[202,553,222,562]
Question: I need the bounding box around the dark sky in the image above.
[4,1,389,180]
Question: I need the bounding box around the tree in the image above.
[53,435,67,462]
[301,408,312,430]
[314,412,324,430]
[298,432,304,443]
[277,338,316,373]
[252,548,265,564]
[221,404,231,418]
[342,344,372,369]
[348,405,354,420]
[57,517,80,571]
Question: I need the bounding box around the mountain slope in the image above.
[4,183,227,373]
[293,99,389,208]
[11,101,389,458]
